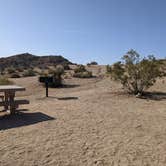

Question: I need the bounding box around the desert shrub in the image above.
[22,69,36,77]
[74,65,86,73]
[63,64,71,70]
[7,67,15,74]
[73,65,93,78]
[87,61,98,65]
[10,73,21,78]
[110,49,164,95]
[0,76,13,85]
[48,65,64,87]
[106,65,112,73]
[54,65,64,76]
[73,71,92,78]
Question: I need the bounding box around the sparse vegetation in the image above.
[74,65,86,73]
[50,65,64,87]
[39,65,65,87]
[73,65,93,78]
[109,49,164,95]
[22,69,36,77]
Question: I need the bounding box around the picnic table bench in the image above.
[0,85,29,114]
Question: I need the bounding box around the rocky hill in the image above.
[0,53,72,71]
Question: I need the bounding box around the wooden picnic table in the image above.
[0,85,29,114]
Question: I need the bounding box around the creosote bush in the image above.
[73,65,93,78]
[109,49,164,95]
[48,65,65,87]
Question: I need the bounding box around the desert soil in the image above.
[0,66,166,166]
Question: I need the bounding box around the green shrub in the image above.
[110,49,164,95]
[0,76,13,85]
[22,69,36,77]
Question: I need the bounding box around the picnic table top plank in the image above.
[0,85,25,92]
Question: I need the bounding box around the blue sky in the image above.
[0,0,166,64]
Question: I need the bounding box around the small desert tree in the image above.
[110,49,164,95]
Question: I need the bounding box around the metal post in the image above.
[45,81,48,97]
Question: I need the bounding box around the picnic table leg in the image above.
[4,91,9,111]
[9,91,16,114]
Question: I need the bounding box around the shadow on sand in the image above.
[0,111,55,130]
[37,96,78,100]
[47,96,78,100]
[61,84,80,88]
[141,91,166,101]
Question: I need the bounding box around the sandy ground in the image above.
[0,66,166,166]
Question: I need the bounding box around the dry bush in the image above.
[42,65,65,87]
[51,65,64,86]
[74,65,86,73]
[110,49,164,95]
[73,65,93,78]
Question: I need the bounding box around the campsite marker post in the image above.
[45,81,48,97]
[39,76,53,97]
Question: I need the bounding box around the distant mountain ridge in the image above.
[0,53,72,70]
